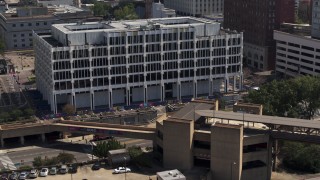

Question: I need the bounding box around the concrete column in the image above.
[41,134,46,143]
[109,90,113,108]
[161,84,165,101]
[90,92,94,110]
[144,87,147,104]
[20,136,24,145]
[1,138,4,147]
[126,88,130,106]
[272,139,278,171]
[178,83,181,100]
[233,76,237,91]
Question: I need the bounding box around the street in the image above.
[0,136,153,170]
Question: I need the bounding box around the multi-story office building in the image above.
[0,5,95,50]
[164,0,223,16]
[224,0,295,70]
[312,0,320,38]
[274,23,320,77]
[33,17,243,113]
[152,2,176,18]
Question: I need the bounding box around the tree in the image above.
[0,112,10,122]
[0,37,5,58]
[92,1,111,17]
[24,108,35,118]
[93,139,125,159]
[10,109,23,120]
[282,141,320,173]
[62,104,76,116]
[245,76,320,119]
[57,152,75,164]
[114,3,138,20]
[33,156,43,168]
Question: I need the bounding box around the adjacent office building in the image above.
[152,2,176,18]
[274,1,320,77]
[224,0,295,70]
[164,0,223,16]
[312,0,320,38]
[0,5,95,50]
[33,17,243,113]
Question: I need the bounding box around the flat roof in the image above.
[171,102,213,121]
[52,17,219,33]
[196,110,320,129]
[157,169,185,180]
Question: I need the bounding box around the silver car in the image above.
[18,172,28,180]
[29,169,38,178]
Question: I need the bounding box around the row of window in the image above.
[12,21,48,28]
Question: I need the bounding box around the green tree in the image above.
[10,109,23,120]
[0,37,5,57]
[32,156,43,168]
[92,2,111,17]
[92,139,125,159]
[57,152,75,164]
[24,108,35,118]
[62,104,76,116]
[0,112,10,122]
[245,76,320,119]
[282,141,320,173]
[114,3,138,20]
[19,165,32,171]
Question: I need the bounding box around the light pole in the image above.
[124,157,127,180]
[230,162,236,180]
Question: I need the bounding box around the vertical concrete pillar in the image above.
[20,136,25,145]
[233,76,237,91]
[90,92,94,110]
[272,139,278,171]
[211,123,243,180]
[1,138,4,147]
[161,84,165,101]
[178,83,181,100]
[144,87,148,104]
[41,134,46,143]
[126,88,130,106]
[109,90,113,109]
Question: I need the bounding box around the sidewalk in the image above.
[0,135,93,154]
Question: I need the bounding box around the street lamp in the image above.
[230,162,236,180]
[124,157,127,180]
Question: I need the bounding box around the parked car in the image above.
[91,162,100,170]
[68,164,78,173]
[29,169,38,178]
[39,168,48,177]
[1,173,9,180]
[59,165,68,174]
[8,172,19,180]
[49,167,57,175]
[18,172,28,180]
[113,167,131,174]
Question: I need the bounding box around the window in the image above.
[14,45,17,47]
[28,23,32,26]
[36,22,39,26]
[29,33,32,36]
[20,23,24,27]
[22,39,25,42]
[13,34,16,37]
[13,40,17,42]
[22,44,25,47]
[12,24,16,27]
[44,22,47,25]
[21,34,24,37]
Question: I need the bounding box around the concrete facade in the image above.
[164,0,223,16]
[0,5,94,50]
[274,30,320,76]
[312,0,320,39]
[152,2,176,18]
[33,17,243,113]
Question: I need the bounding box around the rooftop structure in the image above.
[33,17,243,113]
[0,5,96,50]
[157,169,186,180]
[152,2,176,18]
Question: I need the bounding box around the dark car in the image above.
[68,164,78,174]
[8,172,19,180]
[91,162,100,170]
[1,173,9,180]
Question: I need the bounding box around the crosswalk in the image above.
[0,154,17,170]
